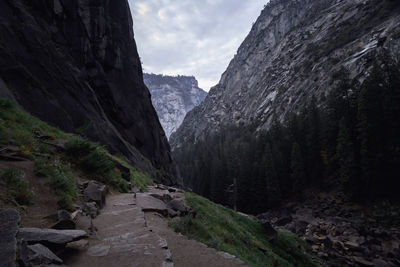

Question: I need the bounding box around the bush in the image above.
[0,168,33,205]
[65,139,114,175]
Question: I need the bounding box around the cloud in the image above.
[129,0,267,91]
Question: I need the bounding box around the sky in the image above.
[129,0,267,92]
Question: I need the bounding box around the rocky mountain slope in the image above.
[144,74,207,139]
[0,0,178,185]
[171,0,400,147]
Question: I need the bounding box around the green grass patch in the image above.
[0,98,66,152]
[0,168,33,205]
[64,138,130,193]
[170,193,317,267]
[107,154,153,191]
[0,96,154,207]
[34,157,77,210]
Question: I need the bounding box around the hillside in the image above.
[144,74,207,139]
[0,98,318,266]
[0,0,178,185]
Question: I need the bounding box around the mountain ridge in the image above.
[170,0,400,148]
[144,73,207,139]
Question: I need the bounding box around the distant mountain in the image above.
[144,74,207,139]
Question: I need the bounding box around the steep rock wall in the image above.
[171,0,400,148]
[0,0,179,185]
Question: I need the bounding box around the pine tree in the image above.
[336,117,356,194]
[290,142,305,194]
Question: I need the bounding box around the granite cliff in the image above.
[171,0,400,148]
[144,74,207,139]
[0,0,179,185]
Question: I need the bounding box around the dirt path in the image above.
[65,190,247,267]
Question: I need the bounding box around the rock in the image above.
[353,256,374,266]
[372,259,390,267]
[167,199,190,216]
[345,241,364,252]
[84,181,106,208]
[137,193,169,217]
[26,243,63,265]
[260,220,277,244]
[66,240,89,250]
[111,160,131,181]
[167,209,179,218]
[275,215,292,226]
[0,0,179,186]
[74,213,95,234]
[150,193,173,204]
[51,210,75,230]
[85,202,99,218]
[294,220,309,235]
[17,228,88,246]
[57,210,72,221]
[0,209,20,267]
[168,187,177,193]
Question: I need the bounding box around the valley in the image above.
[1,0,400,266]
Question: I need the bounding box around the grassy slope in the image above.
[171,193,318,267]
[0,97,152,210]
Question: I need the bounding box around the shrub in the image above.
[65,139,114,175]
[0,168,33,205]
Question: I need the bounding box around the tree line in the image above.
[174,57,400,214]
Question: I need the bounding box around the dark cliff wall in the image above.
[0,0,179,185]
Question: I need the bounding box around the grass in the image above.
[0,97,154,210]
[0,168,33,206]
[64,138,131,193]
[108,154,154,191]
[34,157,77,210]
[170,193,317,267]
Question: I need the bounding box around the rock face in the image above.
[0,209,20,267]
[17,228,88,245]
[144,74,207,139]
[170,0,400,147]
[0,0,178,185]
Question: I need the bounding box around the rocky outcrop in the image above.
[144,74,207,139]
[0,209,20,267]
[171,0,400,147]
[0,0,179,185]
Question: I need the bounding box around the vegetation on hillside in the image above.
[0,168,33,206]
[0,97,152,210]
[174,57,400,214]
[171,193,317,267]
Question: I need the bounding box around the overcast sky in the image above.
[129,0,267,92]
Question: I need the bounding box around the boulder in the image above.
[51,210,75,230]
[275,215,292,226]
[260,220,277,244]
[111,160,131,181]
[136,193,168,217]
[0,209,20,267]
[84,181,106,208]
[294,220,309,235]
[85,202,99,218]
[25,244,63,265]
[150,193,173,204]
[167,199,190,216]
[17,228,88,246]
